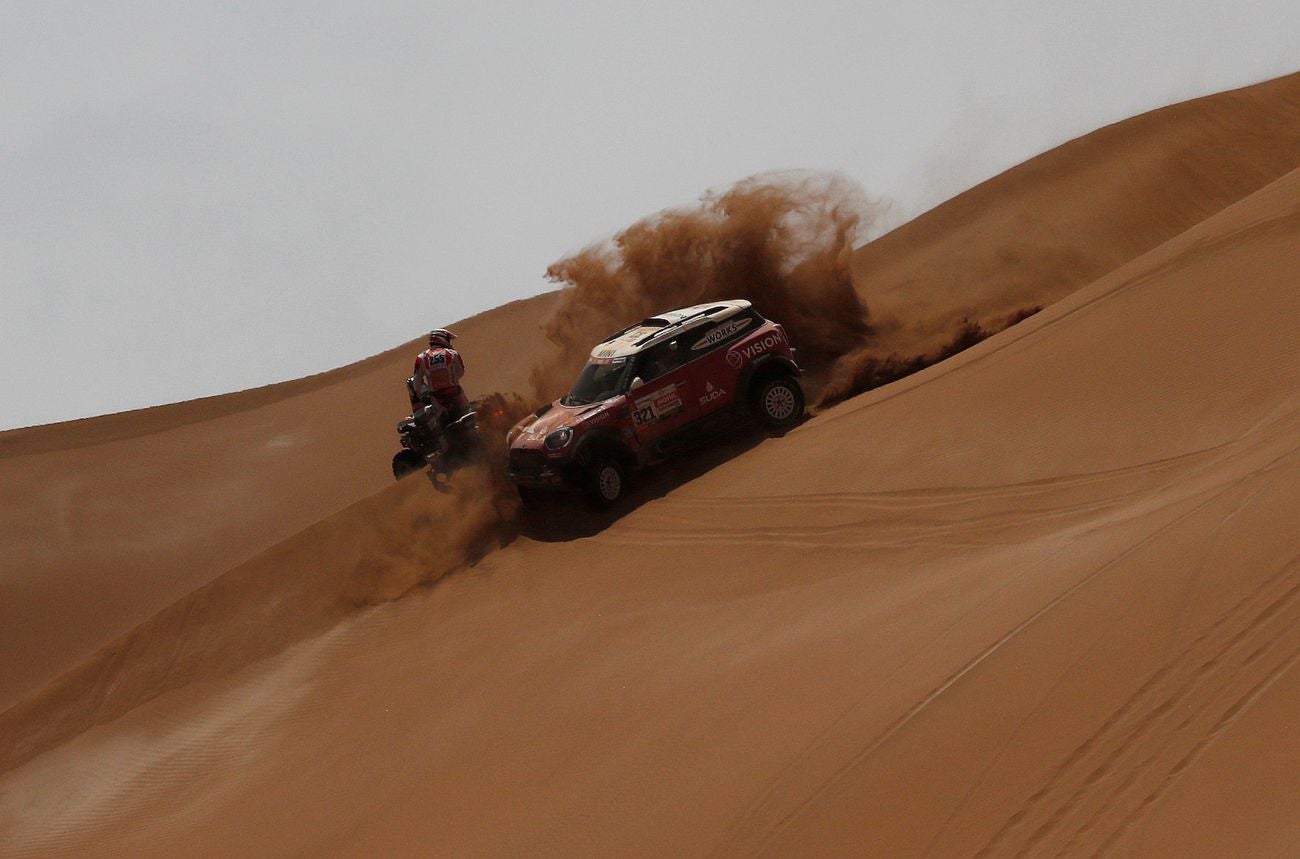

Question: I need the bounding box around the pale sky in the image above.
[3,1,1298,430]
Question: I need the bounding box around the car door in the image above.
[682,312,760,410]
[628,334,697,447]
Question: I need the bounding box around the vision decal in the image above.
[725,328,786,368]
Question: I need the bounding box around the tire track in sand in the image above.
[972,551,1300,858]
[725,438,1300,857]
[722,469,1239,858]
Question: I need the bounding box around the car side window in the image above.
[637,338,688,382]
[637,311,764,382]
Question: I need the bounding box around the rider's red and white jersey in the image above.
[414,347,465,396]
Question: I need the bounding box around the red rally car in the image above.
[507,300,805,506]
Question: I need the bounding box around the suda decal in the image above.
[698,381,726,406]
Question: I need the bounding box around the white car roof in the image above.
[590,300,753,360]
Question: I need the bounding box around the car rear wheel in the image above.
[753,375,804,433]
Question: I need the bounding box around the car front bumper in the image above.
[507,448,569,487]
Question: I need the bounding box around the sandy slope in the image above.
[853,70,1300,355]
[3,74,1300,856]
[6,73,1297,716]
[0,292,557,710]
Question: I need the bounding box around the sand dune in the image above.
[3,73,1300,856]
[0,293,556,710]
[853,70,1300,356]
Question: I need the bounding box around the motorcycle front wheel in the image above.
[392,449,426,481]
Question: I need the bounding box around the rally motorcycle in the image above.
[391,380,484,488]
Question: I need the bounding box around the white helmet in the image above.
[428,328,456,348]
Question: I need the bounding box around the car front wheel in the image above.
[753,375,805,433]
[583,456,627,508]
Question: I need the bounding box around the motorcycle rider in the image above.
[410,328,469,423]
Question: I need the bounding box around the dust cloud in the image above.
[372,168,891,600]
[530,171,880,400]
[347,392,531,604]
[815,307,1042,409]
[260,168,1040,609]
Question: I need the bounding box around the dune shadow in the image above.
[515,430,775,542]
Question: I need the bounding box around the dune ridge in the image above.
[852,70,1300,355]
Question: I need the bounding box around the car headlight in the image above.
[544,427,574,450]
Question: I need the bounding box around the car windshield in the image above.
[562,357,633,406]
